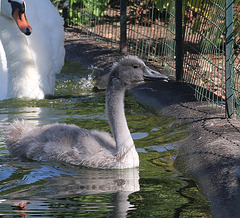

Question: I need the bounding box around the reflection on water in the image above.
[0,162,139,217]
[0,65,212,216]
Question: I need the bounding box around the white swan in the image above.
[0,0,65,99]
[6,56,168,169]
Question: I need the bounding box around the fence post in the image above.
[120,0,127,54]
[175,0,183,81]
[225,0,234,118]
[62,0,69,27]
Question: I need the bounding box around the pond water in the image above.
[0,62,212,217]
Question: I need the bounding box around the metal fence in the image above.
[52,0,240,119]
[182,0,240,118]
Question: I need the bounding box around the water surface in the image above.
[0,62,212,217]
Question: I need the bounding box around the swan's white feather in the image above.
[0,41,7,99]
[0,0,65,99]
[25,0,65,95]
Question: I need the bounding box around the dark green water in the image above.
[0,62,212,217]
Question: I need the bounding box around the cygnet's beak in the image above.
[11,2,32,35]
[143,66,168,81]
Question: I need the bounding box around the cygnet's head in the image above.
[4,0,32,35]
[109,56,168,88]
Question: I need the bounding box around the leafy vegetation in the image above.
[51,0,110,25]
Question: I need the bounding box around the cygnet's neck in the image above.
[106,78,134,153]
[0,17,44,99]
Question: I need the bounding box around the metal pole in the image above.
[120,0,127,54]
[225,0,234,118]
[175,0,183,81]
[62,0,69,27]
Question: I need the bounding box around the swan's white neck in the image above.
[0,16,44,99]
[106,78,139,167]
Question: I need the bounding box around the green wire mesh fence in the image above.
[126,1,176,75]
[231,1,240,117]
[52,0,240,118]
[52,0,176,74]
[183,0,226,108]
[182,0,240,117]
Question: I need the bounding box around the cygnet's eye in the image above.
[133,64,139,69]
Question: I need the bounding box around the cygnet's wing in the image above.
[6,121,117,168]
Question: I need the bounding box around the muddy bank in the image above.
[131,82,240,217]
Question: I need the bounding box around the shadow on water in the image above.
[0,61,212,217]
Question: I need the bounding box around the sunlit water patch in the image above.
[0,61,212,216]
[55,60,95,96]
